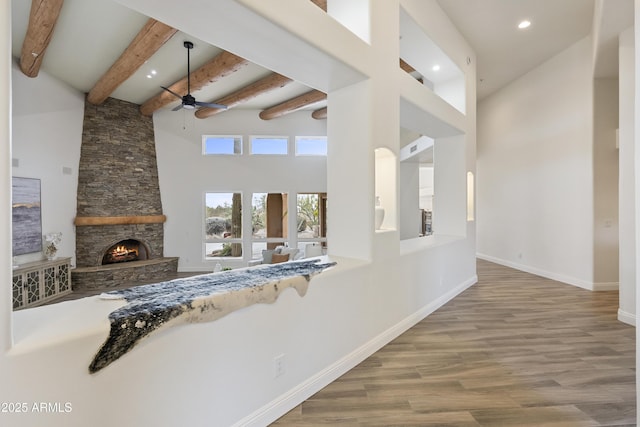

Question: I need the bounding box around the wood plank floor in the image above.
[272,259,636,426]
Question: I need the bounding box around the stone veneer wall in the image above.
[75,98,165,269]
[75,224,162,267]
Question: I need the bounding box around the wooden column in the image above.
[266,193,283,249]
[231,193,242,257]
[319,193,327,239]
[281,193,289,241]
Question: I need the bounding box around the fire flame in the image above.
[111,245,138,257]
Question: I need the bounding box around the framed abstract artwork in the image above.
[12,177,42,255]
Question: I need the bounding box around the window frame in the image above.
[296,192,327,243]
[249,135,289,156]
[250,192,289,260]
[295,136,328,156]
[202,135,243,156]
[204,192,243,260]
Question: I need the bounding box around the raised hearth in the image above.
[72,258,179,291]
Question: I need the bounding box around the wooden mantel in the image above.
[74,215,167,226]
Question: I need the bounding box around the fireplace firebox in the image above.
[102,239,149,265]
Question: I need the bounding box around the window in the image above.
[296,193,327,241]
[205,192,242,258]
[251,193,288,260]
[203,135,242,155]
[296,136,327,156]
[250,136,288,155]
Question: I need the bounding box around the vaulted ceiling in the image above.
[11,0,331,120]
[11,0,632,121]
[439,0,633,100]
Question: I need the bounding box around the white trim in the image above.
[249,135,289,156]
[294,135,328,156]
[202,135,243,155]
[232,274,478,427]
[618,309,636,326]
[477,253,602,291]
[593,282,620,291]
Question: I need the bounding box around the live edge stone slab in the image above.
[89,259,336,373]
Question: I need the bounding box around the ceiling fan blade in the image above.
[161,86,183,99]
[172,104,184,111]
[195,101,227,110]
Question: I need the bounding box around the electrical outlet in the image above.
[274,354,286,378]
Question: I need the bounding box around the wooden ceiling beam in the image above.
[87,19,177,105]
[259,89,327,120]
[400,58,416,74]
[400,58,424,83]
[310,0,327,12]
[311,107,327,120]
[140,50,249,116]
[195,72,293,119]
[20,0,64,77]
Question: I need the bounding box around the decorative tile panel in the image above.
[26,270,40,304]
[12,275,23,309]
[58,264,70,292]
[44,266,56,297]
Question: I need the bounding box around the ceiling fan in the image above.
[162,41,227,111]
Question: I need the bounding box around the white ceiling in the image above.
[11,0,632,110]
[437,0,598,100]
[10,0,322,111]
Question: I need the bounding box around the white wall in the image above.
[1,1,477,426]
[619,26,636,324]
[399,160,420,239]
[433,135,467,237]
[153,108,327,271]
[434,76,466,115]
[420,166,434,211]
[477,38,596,289]
[327,0,370,44]
[11,61,84,267]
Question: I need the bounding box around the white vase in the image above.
[375,196,385,230]
[45,244,58,261]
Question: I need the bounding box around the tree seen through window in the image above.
[205,192,242,257]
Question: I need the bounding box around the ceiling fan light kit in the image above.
[162,41,227,111]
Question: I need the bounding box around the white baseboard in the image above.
[232,274,478,427]
[618,309,636,326]
[593,282,619,291]
[476,253,617,292]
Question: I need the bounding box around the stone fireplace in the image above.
[72,98,178,291]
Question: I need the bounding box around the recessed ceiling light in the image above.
[432,65,441,72]
[151,70,157,75]
[146,74,152,79]
[518,20,531,29]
